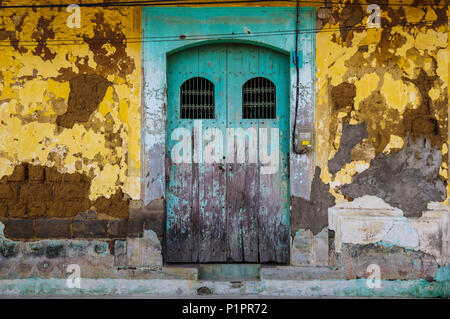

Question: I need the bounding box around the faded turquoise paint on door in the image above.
[166,42,290,263]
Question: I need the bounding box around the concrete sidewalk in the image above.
[0,277,448,298]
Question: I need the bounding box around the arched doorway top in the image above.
[167,39,290,57]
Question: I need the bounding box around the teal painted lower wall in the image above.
[0,278,448,297]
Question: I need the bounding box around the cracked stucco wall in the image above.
[0,0,448,274]
[0,0,142,212]
[291,1,448,268]
[312,1,448,218]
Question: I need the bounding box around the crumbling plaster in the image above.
[0,1,447,249]
[0,1,142,210]
[291,2,448,269]
[309,1,448,228]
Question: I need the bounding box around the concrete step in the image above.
[261,266,346,280]
[198,264,260,281]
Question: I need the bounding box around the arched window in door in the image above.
[180,77,215,119]
[242,77,276,119]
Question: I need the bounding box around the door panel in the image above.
[166,45,227,263]
[226,44,260,262]
[166,48,197,262]
[197,45,227,262]
[166,43,289,263]
[257,46,290,263]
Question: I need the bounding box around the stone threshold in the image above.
[159,265,347,281]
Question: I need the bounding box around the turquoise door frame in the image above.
[142,7,316,263]
[166,43,290,263]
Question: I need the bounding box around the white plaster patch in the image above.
[291,228,328,266]
[409,202,449,265]
[328,196,419,252]
[126,230,163,268]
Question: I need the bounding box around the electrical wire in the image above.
[0,18,446,47]
[292,0,301,155]
[0,0,448,9]
[1,0,295,9]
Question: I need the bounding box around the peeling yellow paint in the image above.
[330,161,370,189]
[0,158,14,177]
[404,7,425,23]
[428,87,441,100]
[380,73,419,112]
[354,73,379,110]
[436,49,448,85]
[415,29,447,52]
[98,87,115,117]
[383,135,404,153]
[424,7,438,21]
[0,2,142,202]
[314,3,448,206]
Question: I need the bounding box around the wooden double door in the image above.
[166,42,290,263]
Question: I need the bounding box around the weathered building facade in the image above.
[0,0,448,297]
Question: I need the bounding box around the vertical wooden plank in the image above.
[198,44,227,262]
[165,48,199,262]
[226,44,260,262]
[257,47,290,263]
[241,159,260,262]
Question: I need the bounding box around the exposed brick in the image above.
[27,201,46,218]
[45,167,62,182]
[108,219,128,238]
[35,219,71,239]
[7,165,26,182]
[93,190,129,219]
[7,201,26,218]
[72,220,108,238]
[46,201,64,217]
[4,219,34,239]
[113,200,130,219]
[54,183,87,200]
[127,219,144,238]
[82,198,92,210]
[28,165,44,181]
[62,173,81,182]
[144,217,163,239]
[0,184,17,200]
[0,202,7,217]
[63,201,83,218]
[20,183,53,201]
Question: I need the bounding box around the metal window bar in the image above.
[180,77,215,119]
[242,77,276,119]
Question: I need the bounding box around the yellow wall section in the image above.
[0,1,141,200]
[314,2,448,204]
